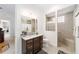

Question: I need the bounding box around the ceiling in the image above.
[35,4,76,13]
[0,4,15,20]
[0,4,76,18]
[0,4,15,16]
[0,4,75,14]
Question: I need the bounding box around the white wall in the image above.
[15,5,22,53]
[9,5,15,39]
[15,4,45,53]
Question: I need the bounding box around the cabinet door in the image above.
[39,36,43,49]
[33,37,40,53]
[26,39,33,54]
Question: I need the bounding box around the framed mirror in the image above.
[21,16,37,35]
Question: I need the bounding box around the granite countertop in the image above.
[21,34,43,40]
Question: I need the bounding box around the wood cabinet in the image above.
[22,35,43,54]
[39,36,43,49]
[0,28,4,43]
[26,39,33,54]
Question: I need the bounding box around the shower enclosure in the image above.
[57,5,76,54]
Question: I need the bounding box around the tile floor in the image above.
[43,40,75,54]
[43,42,58,54]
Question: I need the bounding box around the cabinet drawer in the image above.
[26,45,33,54]
[26,45,33,49]
[26,39,33,44]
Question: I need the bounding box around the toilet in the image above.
[43,38,48,48]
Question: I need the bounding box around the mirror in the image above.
[21,16,37,35]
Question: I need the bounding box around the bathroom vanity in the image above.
[21,34,43,54]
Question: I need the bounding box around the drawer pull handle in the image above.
[27,41,32,43]
[27,46,32,48]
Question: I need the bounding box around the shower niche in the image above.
[46,12,56,31]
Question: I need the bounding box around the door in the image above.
[33,37,40,53]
